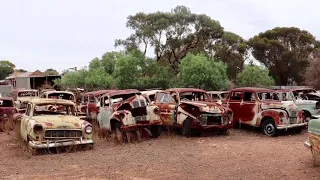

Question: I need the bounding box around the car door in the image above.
[97,96,113,130]
[153,91,176,126]
[240,91,257,125]
[226,91,243,123]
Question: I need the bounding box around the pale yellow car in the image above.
[19,98,93,151]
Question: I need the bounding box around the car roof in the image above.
[84,90,115,96]
[43,91,74,95]
[231,87,275,93]
[207,91,229,94]
[0,97,13,101]
[29,98,75,106]
[102,89,141,98]
[165,88,206,93]
[141,90,162,96]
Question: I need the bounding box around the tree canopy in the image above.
[0,60,15,80]
[248,27,318,85]
[236,65,275,87]
[178,53,228,90]
[45,68,59,75]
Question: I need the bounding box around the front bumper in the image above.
[277,122,307,130]
[304,140,311,148]
[29,138,94,149]
[197,122,233,130]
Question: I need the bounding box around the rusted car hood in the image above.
[181,101,226,113]
[31,115,82,129]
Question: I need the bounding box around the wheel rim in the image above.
[115,129,123,143]
[265,123,275,135]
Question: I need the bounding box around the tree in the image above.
[0,60,15,80]
[248,27,318,85]
[85,68,115,90]
[178,53,228,90]
[15,69,27,72]
[45,68,59,75]
[115,5,224,72]
[212,32,247,80]
[304,51,320,89]
[236,65,275,87]
[54,69,88,88]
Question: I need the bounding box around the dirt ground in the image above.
[0,128,320,180]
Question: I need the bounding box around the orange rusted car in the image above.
[224,87,306,136]
[153,88,233,136]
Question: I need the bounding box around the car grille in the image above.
[200,114,222,126]
[45,130,82,138]
[290,110,297,117]
[20,103,27,109]
[133,100,146,108]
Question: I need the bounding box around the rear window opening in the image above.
[0,100,14,107]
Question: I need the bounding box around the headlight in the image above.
[33,124,43,134]
[3,114,7,118]
[153,108,160,115]
[85,125,93,134]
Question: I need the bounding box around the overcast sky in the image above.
[0,0,318,73]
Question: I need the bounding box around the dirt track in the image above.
[0,129,320,180]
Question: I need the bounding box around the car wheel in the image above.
[150,125,161,138]
[218,129,230,135]
[261,119,278,137]
[113,122,124,144]
[182,119,191,137]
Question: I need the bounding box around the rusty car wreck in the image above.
[224,87,306,136]
[19,98,94,152]
[0,97,17,131]
[10,88,38,113]
[97,89,162,143]
[153,88,233,136]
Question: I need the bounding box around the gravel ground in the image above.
[0,129,319,180]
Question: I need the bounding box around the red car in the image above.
[224,87,306,136]
[0,97,17,131]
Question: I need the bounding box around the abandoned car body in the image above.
[80,90,115,121]
[153,88,233,136]
[225,87,306,136]
[304,118,320,161]
[0,97,17,131]
[276,89,320,121]
[20,98,93,150]
[10,89,38,112]
[97,89,162,141]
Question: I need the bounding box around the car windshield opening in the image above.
[257,92,279,101]
[48,93,75,101]
[33,104,76,116]
[18,91,37,97]
[179,92,211,102]
[0,100,14,107]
